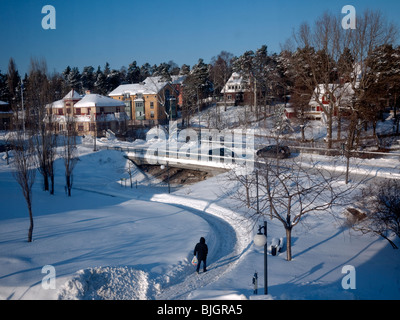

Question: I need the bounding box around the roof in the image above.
[108,76,172,97]
[74,94,125,108]
[310,83,355,107]
[49,99,65,109]
[63,89,82,100]
[221,72,250,93]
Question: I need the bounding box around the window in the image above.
[135,100,145,120]
[150,102,154,109]
[75,108,81,115]
[150,110,155,118]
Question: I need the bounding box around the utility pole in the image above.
[21,79,25,137]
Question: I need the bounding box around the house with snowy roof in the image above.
[73,94,127,135]
[47,90,127,136]
[285,83,355,121]
[109,76,179,125]
[220,72,252,106]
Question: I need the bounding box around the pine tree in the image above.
[140,63,152,82]
[81,66,95,92]
[107,69,122,93]
[94,66,107,95]
[7,58,21,107]
[153,62,172,82]
[0,71,8,102]
[64,66,82,92]
[179,64,190,75]
[127,61,141,83]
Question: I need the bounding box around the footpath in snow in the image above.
[1,144,400,300]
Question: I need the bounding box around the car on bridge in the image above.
[256,145,291,159]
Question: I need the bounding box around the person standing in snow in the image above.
[193,237,208,273]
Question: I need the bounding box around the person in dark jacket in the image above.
[193,237,208,273]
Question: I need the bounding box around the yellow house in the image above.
[108,76,178,125]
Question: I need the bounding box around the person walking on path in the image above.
[193,237,208,274]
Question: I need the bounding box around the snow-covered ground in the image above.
[1,110,400,300]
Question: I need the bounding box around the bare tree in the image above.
[228,157,361,261]
[63,115,78,197]
[347,179,400,249]
[226,167,255,208]
[126,160,136,188]
[11,130,36,242]
[210,51,234,112]
[26,58,58,193]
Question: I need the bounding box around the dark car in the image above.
[256,145,291,159]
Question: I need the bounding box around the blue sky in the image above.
[1,0,399,76]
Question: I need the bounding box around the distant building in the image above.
[220,72,252,106]
[0,100,12,130]
[170,75,186,109]
[285,83,355,121]
[73,93,127,135]
[109,76,179,126]
[47,90,127,136]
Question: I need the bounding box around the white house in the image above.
[286,83,355,121]
[47,90,127,136]
[220,72,252,106]
[73,94,127,135]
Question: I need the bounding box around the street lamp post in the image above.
[254,220,268,295]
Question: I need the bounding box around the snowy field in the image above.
[1,120,400,300]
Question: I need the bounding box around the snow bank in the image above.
[58,266,157,300]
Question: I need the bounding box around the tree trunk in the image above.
[327,110,333,150]
[66,174,72,197]
[28,203,34,242]
[43,171,49,191]
[50,174,54,195]
[379,232,398,249]
[285,226,292,261]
